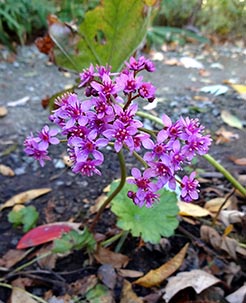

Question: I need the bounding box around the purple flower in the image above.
[24,134,51,167]
[182,134,212,161]
[143,129,169,161]
[92,94,114,119]
[115,72,142,94]
[79,64,95,87]
[148,155,176,190]
[91,74,118,97]
[72,158,103,177]
[128,167,155,191]
[125,56,155,73]
[138,82,156,100]
[161,114,183,140]
[181,172,199,202]
[37,125,59,150]
[133,132,151,152]
[103,120,140,153]
[113,103,138,125]
[169,140,185,170]
[69,130,108,162]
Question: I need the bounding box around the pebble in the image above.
[15,167,26,175]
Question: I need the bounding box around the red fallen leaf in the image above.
[17,222,80,249]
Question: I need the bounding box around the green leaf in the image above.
[52,228,96,254]
[8,206,39,232]
[86,284,112,303]
[110,180,179,244]
[221,110,243,129]
[52,0,152,72]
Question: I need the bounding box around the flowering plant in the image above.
[24,56,211,210]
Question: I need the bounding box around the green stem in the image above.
[12,252,52,274]
[0,282,48,303]
[132,151,148,168]
[90,150,127,231]
[101,231,125,247]
[115,230,129,253]
[203,154,246,197]
[136,111,246,197]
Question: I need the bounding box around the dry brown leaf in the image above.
[98,264,117,289]
[10,287,36,303]
[0,164,15,176]
[163,269,220,302]
[120,280,144,303]
[200,225,245,260]
[62,154,72,167]
[0,249,28,268]
[118,269,144,278]
[178,201,211,217]
[37,244,58,269]
[94,246,129,269]
[0,188,52,211]
[204,197,231,213]
[200,225,222,251]
[0,106,8,117]
[215,127,239,144]
[134,243,189,288]
[69,275,98,296]
[229,157,246,166]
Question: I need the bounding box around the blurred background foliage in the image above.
[0,0,245,49]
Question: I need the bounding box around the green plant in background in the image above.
[55,0,100,23]
[0,0,54,47]
[197,0,246,38]
[8,205,39,232]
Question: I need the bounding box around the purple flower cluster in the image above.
[24,56,211,207]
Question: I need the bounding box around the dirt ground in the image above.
[0,42,246,302]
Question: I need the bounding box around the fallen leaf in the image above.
[69,275,98,296]
[120,280,144,303]
[163,58,180,66]
[62,154,72,167]
[229,157,246,166]
[118,269,144,278]
[37,244,58,269]
[0,249,29,268]
[200,225,244,260]
[221,110,243,129]
[134,243,189,288]
[94,246,129,269]
[17,222,80,249]
[150,51,164,61]
[210,62,224,70]
[200,84,228,96]
[215,127,239,144]
[178,201,211,217]
[11,287,37,303]
[0,106,8,117]
[230,84,246,100]
[7,96,30,107]
[0,164,15,176]
[163,269,220,302]
[204,197,231,213]
[0,188,52,211]
[219,210,245,226]
[98,264,117,289]
[180,57,204,69]
[226,285,246,303]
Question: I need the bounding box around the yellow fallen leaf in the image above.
[221,110,243,129]
[134,243,189,288]
[230,84,246,100]
[204,197,231,213]
[0,164,15,176]
[178,201,211,217]
[120,280,144,303]
[0,188,52,211]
